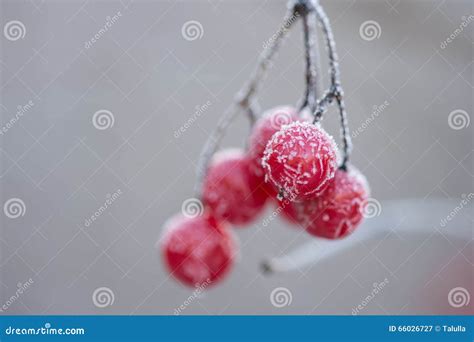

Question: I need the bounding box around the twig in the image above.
[194,103,240,196]
[298,0,320,112]
[312,1,352,169]
[194,1,301,197]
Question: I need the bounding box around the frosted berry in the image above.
[262,121,338,201]
[160,213,236,287]
[203,149,268,225]
[248,106,300,178]
[295,166,369,239]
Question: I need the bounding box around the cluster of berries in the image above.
[160,106,370,288]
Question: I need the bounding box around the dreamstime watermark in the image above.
[448,287,470,308]
[181,20,204,41]
[270,287,293,308]
[352,100,390,139]
[84,12,123,49]
[360,197,382,218]
[448,109,470,130]
[174,278,211,315]
[359,20,382,42]
[352,278,389,315]
[174,100,212,138]
[0,100,34,136]
[4,323,85,336]
[262,193,297,228]
[440,15,474,49]
[440,193,473,227]
[92,287,115,308]
[181,198,204,218]
[270,108,293,130]
[3,198,26,219]
[359,20,381,41]
[4,20,26,41]
[92,109,115,130]
[0,278,34,313]
[83,189,122,228]
[262,12,300,50]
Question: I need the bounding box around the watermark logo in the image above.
[181,198,203,218]
[448,287,470,308]
[270,109,293,130]
[262,12,299,50]
[84,12,122,49]
[83,189,122,228]
[92,109,115,130]
[181,20,204,41]
[4,20,26,41]
[359,20,381,41]
[174,100,212,138]
[440,193,473,227]
[440,15,474,49]
[92,287,115,308]
[352,100,390,138]
[174,278,211,315]
[270,287,292,308]
[0,100,34,136]
[261,192,297,228]
[448,109,470,130]
[0,278,34,313]
[4,322,85,336]
[361,197,381,218]
[352,278,389,315]
[3,198,26,219]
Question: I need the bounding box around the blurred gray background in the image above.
[0,0,472,315]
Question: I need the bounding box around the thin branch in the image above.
[194,2,301,197]
[194,103,240,196]
[314,1,339,87]
[312,1,352,169]
[298,0,320,112]
[335,94,351,170]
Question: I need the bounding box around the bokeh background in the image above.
[0,0,472,315]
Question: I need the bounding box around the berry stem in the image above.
[335,94,351,170]
[246,100,259,126]
[236,2,300,108]
[311,1,352,170]
[194,1,300,197]
[298,0,321,113]
[194,103,239,196]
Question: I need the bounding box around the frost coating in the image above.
[295,166,370,239]
[261,121,338,201]
[247,106,299,178]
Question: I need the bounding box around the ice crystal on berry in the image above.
[295,166,370,239]
[262,121,338,202]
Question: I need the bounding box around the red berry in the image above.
[160,213,236,287]
[295,166,370,239]
[262,121,338,201]
[248,106,300,179]
[203,149,268,225]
